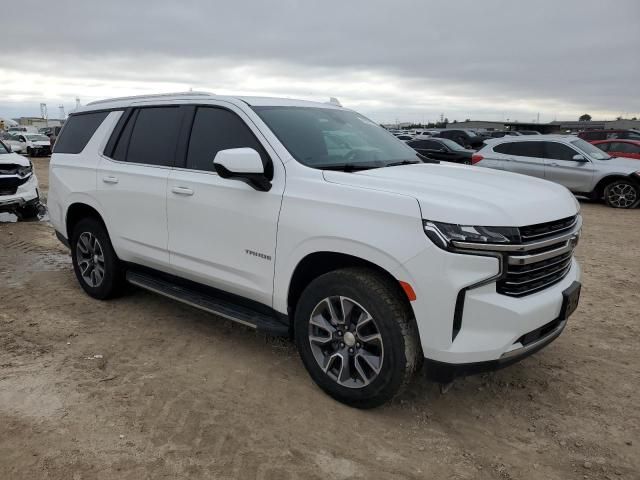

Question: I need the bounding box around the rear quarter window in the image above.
[53,111,110,154]
[493,142,513,154]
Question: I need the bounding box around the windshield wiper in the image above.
[315,163,380,172]
[386,159,423,167]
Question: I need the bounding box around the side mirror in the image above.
[213,148,271,192]
[5,144,11,152]
[572,154,586,162]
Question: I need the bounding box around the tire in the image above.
[294,268,421,408]
[603,179,639,209]
[70,218,125,299]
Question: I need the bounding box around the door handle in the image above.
[549,162,560,167]
[171,186,194,196]
[102,175,119,184]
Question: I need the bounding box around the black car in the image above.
[436,129,484,149]
[407,138,474,164]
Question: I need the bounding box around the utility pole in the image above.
[40,103,48,126]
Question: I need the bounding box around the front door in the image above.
[166,104,284,307]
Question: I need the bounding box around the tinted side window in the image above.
[611,142,640,153]
[596,142,610,152]
[423,140,442,149]
[543,142,578,161]
[126,107,182,166]
[510,141,544,158]
[186,107,272,177]
[53,111,109,154]
[624,131,640,140]
[493,142,513,154]
[111,110,137,162]
[409,140,432,148]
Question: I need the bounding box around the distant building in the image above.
[15,117,65,129]
[448,119,640,134]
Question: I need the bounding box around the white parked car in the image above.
[49,93,582,407]
[0,139,40,218]
[2,133,25,154]
[473,135,640,208]
[3,133,52,156]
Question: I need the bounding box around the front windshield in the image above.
[26,134,49,142]
[571,138,611,160]
[252,106,422,169]
[0,142,8,154]
[439,138,467,151]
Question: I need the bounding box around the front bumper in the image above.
[0,174,39,212]
[424,281,579,382]
[392,237,581,367]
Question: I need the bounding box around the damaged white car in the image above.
[0,139,41,219]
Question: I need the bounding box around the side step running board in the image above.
[126,270,289,336]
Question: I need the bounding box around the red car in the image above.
[592,139,640,160]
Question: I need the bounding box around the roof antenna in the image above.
[328,97,342,107]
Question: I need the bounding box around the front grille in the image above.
[497,215,579,297]
[519,215,578,242]
[0,175,30,189]
[498,251,573,297]
[0,164,22,175]
[0,186,18,196]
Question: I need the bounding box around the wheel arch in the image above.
[286,251,414,325]
[65,202,108,239]
[592,174,639,199]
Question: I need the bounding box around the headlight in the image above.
[423,220,519,250]
[17,164,32,178]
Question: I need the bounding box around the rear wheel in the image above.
[604,179,639,208]
[70,218,125,299]
[294,268,421,408]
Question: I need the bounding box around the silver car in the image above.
[473,135,640,208]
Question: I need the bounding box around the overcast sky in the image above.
[2,0,639,124]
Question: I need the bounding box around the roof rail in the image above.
[327,97,342,107]
[86,91,214,106]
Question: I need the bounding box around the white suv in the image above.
[473,135,640,208]
[48,93,582,407]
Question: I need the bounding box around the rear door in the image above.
[503,141,546,179]
[96,105,185,268]
[541,141,595,192]
[166,104,284,307]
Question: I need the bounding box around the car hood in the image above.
[0,153,30,166]
[30,140,50,146]
[323,163,579,226]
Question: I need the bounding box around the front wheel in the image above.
[70,218,125,299]
[294,268,421,408]
[604,180,639,208]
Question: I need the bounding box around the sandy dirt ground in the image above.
[1,157,638,479]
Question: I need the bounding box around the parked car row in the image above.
[473,135,640,209]
[0,132,52,156]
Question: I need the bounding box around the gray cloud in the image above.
[2,0,639,122]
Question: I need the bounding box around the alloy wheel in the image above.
[607,183,637,208]
[308,296,384,388]
[76,232,106,287]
